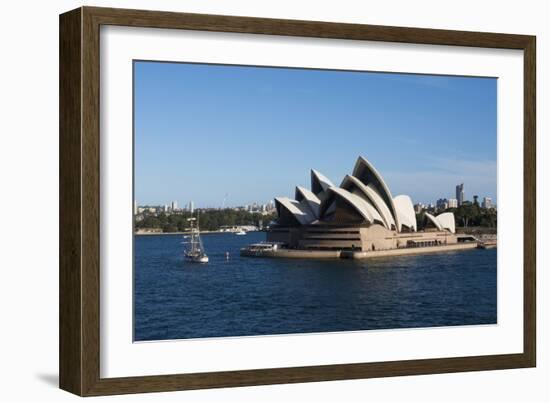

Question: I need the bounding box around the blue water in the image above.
[134,232,497,341]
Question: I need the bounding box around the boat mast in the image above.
[187,214,197,254]
[183,206,208,262]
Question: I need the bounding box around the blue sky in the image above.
[134,61,497,207]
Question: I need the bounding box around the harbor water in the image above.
[134,232,497,341]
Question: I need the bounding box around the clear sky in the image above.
[134,61,497,208]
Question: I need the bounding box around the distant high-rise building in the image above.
[473,195,479,205]
[448,198,458,208]
[171,200,178,211]
[456,183,465,205]
[413,203,424,214]
[188,201,194,214]
[482,197,493,209]
[436,198,449,210]
[133,200,138,215]
[163,204,169,212]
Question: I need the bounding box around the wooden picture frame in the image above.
[59,6,536,396]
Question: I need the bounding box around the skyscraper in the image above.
[436,198,448,210]
[448,198,458,208]
[171,200,178,211]
[456,183,464,205]
[413,203,424,214]
[482,197,493,209]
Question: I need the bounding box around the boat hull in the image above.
[187,255,209,263]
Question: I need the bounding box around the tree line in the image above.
[137,202,496,233]
[416,201,497,230]
[135,209,277,232]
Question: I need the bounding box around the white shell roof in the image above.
[340,175,396,230]
[393,195,417,231]
[352,156,400,230]
[311,169,335,194]
[435,212,456,234]
[295,186,321,218]
[424,212,456,233]
[273,155,445,233]
[274,197,316,225]
[424,212,443,231]
[325,187,384,225]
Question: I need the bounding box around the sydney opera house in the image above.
[267,156,459,252]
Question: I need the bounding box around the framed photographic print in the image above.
[59,6,536,396]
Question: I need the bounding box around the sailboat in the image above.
[183,213,209,263]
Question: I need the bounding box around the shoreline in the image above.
[241,242,490,260]
[135,230,262,236]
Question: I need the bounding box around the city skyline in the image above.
[135,62,497,206]
[134,199,276,210]
[135,183,495,212]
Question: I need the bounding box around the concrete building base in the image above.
[340,242,479,259]
[241,242,485,260]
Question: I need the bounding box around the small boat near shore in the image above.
[235,229,247,235]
